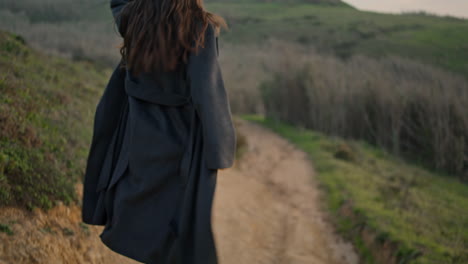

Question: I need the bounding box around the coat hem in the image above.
[99,232,146,263]
[99,225,179,264]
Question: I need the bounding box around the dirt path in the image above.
[213,119,358,264]
[0,119,358,264]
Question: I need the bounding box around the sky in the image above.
[342,0,468,19]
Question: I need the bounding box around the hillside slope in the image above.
[0,30,141,263]
[1,1,467,78]
[0,119,359,264]
[206,1,468,78]
[0,31,107,209]
[0,184,140,264]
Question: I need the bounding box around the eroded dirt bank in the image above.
[0,185,138,264]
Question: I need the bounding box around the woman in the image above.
[81,0,236,263]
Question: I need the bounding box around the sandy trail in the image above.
[213,119,358,264]
[0,119,358,264]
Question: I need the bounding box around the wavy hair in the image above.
[118,0,227,75]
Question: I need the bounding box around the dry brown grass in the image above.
[218,39,314,114]
[0,183,139,264]
[260,45,468,179]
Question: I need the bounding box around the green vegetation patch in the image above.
[0,223,14,235]
[243,115,468,264]
[0,31,107,210]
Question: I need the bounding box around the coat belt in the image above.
[124,78,191,106]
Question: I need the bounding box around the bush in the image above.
[261,52,468,179]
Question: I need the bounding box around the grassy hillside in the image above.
[245,115,468,264]
[0,0,120,67]
[0,29,248,211]
[206,2,468,78]
[1,0,467,117]
[205,0,346,4]
[0,1,467,78]
[0,31,107,210]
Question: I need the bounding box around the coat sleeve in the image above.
[187,24,237,170]
[110,0,131,36]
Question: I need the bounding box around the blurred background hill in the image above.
[1,0,467,263]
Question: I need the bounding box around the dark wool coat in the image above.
[81,1,236,263]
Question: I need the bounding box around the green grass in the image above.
[206,2,468,78]
[0,31,108,210]
[243,115,468,264]
[0,223,14,235]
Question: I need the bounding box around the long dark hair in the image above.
[118,0,227,75]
